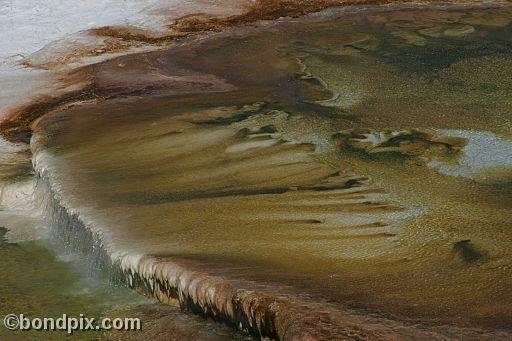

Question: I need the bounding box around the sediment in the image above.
[33,160,396,340]
[4,1,512,340]
[2,0,511,141]
[31,135,512,339]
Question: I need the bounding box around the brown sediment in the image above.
[120,256,400,340]
[88,26,182,44]
[3,0,510,141]
[5,4,512,338]
[167,0,393,34]
[33,93,512,339]
[0,91,96,143]
[74,0,385,67]
[1,45,241,141]
[25,0,388,69]
[87,0,509,44]
[0,79,96,142]
[5,0,361,138]
[334,128,468,158]
[91,0,393,41]
[32,97,409,340]
[227,0,390,23]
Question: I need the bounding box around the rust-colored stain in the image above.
[0,0,397,141]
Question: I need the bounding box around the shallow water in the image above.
[0,142,252,340]
[31,5,512,339]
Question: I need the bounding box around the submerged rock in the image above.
[344,34,378,51]
[0,227,6,242]
[391,30,427,46]
[453,240,483,263]
[334,128,467,159]
[235,125,278,138]
[461,13,511,27]
[417,26,445,38]
[417,24,475,39]
[443,25,475,37]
